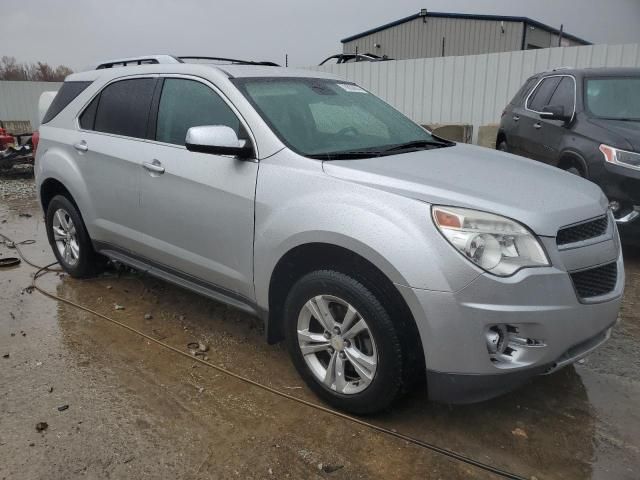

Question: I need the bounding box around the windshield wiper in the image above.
[382,139,451,153]
[308,151,382,160]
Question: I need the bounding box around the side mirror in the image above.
[185,125,253,159]
[539,105,572,124]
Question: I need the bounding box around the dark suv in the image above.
[498,67,640,243]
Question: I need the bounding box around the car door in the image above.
[76,77,157,251]
[138,76,258,300]
[520,76,561,160]
[533,76,577,165]
[503,77,538,155]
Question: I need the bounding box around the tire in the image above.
[497,140,509,152]
[45,195,104,278]
[284,270,407,414]
[566,166,583,177]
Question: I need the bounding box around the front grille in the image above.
[570,262,618,299]
[557,216,608,246]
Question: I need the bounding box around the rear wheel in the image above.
[284,270,407,414]
[497,139,509,152]
[45,195,104,277]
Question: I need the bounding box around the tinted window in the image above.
[156,79,240,146]
[42,81,91,124]
[527,77,561,111]
[547,77,575,114]
[510,77,537,105]
[79,95,99,130]
[94,78,156,138]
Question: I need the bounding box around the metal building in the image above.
[341,11,590,60]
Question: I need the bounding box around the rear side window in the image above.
[42,81,91,124]
[155,78,240,146]
[527,77,561,112]
[547,77,575,114]
[93,78,156,138]
[510,77,537,106]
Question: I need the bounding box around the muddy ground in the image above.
[1,172,639,480]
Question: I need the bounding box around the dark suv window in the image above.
[93,78,156,138]
[42,81,92,124]
[547,77,575,115]
[527,77,561,112]
[155,78,241,146]
[510,77,538,105]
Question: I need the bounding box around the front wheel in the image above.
[284,270,407,414]
[45,195,104,278]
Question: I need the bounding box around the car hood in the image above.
[588,118,640,151]
[322,144,608,237]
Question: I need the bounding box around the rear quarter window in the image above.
[41,81,92,124]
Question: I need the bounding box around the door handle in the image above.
[143,160,165,174]
[513,115,520,121]
[73,141,88,152]
[533,123,542,129]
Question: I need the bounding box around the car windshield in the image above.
[585,77,640,121]
[232,77,449,158]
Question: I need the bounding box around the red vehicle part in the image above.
[0,128,15,149]
[32,131,40,156]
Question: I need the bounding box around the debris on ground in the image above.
[2,353,9,359]
[512,427,528,439]
[18,213,32,218]
[322,464,344,473]
[144,313,153,320]
[57,405,69,412]
[114,304,125,311]
[35,422,48,432]
[198,342,209,353]
[48,386,53,393]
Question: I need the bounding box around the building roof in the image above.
[340,11,590,46]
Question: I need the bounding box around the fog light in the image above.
[485,326,505,354]
[609,200,621,213]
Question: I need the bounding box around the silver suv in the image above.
[35,55,624,414]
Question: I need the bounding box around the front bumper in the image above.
[397,246,623,404]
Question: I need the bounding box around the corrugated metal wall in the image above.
[342,17,524,60]
[0,81,62,130]
[312,43,640,141]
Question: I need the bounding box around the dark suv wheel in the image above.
[45,195,104,278]
[284,270,408,414]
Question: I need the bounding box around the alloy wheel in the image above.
[52,208,80,266]
[297,295,378,394]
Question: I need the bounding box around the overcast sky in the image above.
[3,0,640,70]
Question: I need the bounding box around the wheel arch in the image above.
[265,242,426,379]
[496,130,507,149]
[557,149,589,177]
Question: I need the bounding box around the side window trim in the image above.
[75,74,159,142]
[525,74,577,119]
[148,74,258,158]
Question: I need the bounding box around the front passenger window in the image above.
[156,79,241,146]
[547,77,575,115]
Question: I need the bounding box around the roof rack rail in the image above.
[91,55,279,70]
[178,56,280,66]
[551,66,574,71]
[94,55,183,69]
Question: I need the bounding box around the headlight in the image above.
[599,144,640,170]
[432,206,550,277]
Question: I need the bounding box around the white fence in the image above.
[311,43,640,142]
[0,80,62,130]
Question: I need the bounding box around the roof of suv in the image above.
[67,63,340,83]
[535,67,640,78]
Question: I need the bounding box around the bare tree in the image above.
[0,56,73,81]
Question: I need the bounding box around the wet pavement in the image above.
[1,172,639,479]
